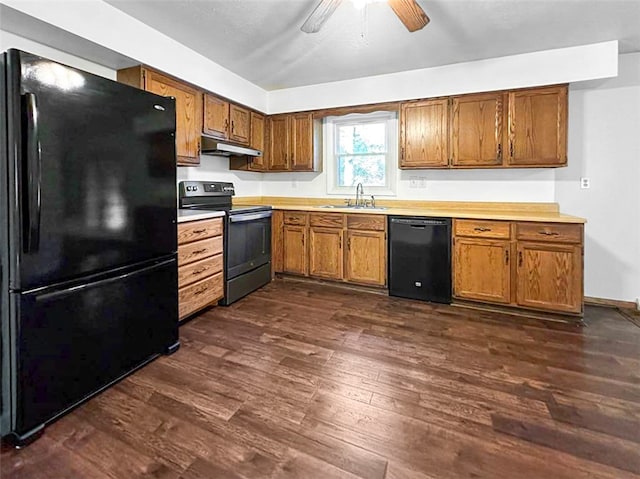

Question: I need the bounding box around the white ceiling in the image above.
[103,0,640,91]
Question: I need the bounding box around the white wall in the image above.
[268,41,618,114]
[557,53,640,303]
[0,29,116,79]
[177,157,263,197]
[1,0,268,111]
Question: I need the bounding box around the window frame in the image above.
[324,111,398,196]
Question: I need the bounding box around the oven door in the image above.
[226,211,272,279]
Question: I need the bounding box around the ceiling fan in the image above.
[301,0,429,34]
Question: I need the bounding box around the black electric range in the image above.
[179,181,272,305]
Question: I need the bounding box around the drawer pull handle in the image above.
[192,229,207,234]
[192,249,208,255]
[538,231,559,236]
[194,288,207,296]
[474,227,492,232]
[192,268,205,275]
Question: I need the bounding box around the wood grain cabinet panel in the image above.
[454,219,511,240]
[516,242,582,313]
[508,85,567,167]
[283,225,308,275]
[515,222,582,244]
[117,66,202,166]
[203,94,229,139]
[345,230,386,286]
[309,227,343,280]
[229,104,250,145]
[177,217,224,320]
[400,99,450,168]
[249,112,266,171]
[309,213,344,228]
[290,113,314,171]
[453,238,511,304]
[451,92,505,167]
[267,115,290,171]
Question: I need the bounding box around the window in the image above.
[325,111,397,196]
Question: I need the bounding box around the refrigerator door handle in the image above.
[24,93,42,254]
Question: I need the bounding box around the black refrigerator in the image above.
[0,50,180,446]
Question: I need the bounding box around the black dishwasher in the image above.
[388,216,452,304]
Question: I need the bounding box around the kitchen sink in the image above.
[319,205,387,210]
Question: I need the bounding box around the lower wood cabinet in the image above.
[274,211,387,287]
[516,241,582,314]
[283,224,307,275]
[454,238,511,304]
[453,219,583,314]
[345,230,386,286]
[177,217,224,320]
[309,227,343,280]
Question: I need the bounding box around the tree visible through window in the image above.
[336,122,387,187]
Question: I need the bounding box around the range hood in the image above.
[200,134,262,157]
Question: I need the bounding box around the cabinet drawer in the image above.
[178,236,223,266]
[346,214,385,231]
[310,213,344,228]
[178,218,223,245]
[454,219,511,239]
[516,222,582,243]
[178,253,223,288]
[283,211,308,226]
[179,272,223,319]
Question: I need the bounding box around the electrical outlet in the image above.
[409,176,426,189]
[580,177,590,189]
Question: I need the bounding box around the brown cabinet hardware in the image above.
[505,249,509,265]
[192,248,207,255]
[192,229,206,234]
[474,227,492,232]
[518,250,523,267]
[539,231,560,236]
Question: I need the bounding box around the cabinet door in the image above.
[516,242,582,313]
[400,99,449,168]
[203,94,229,139]
[453,238,511,304]
[268,115,290,170]
[249,112,266,171]
[508,85,567,166]
[144,69,201,165]
[309,227,343,280]
[345,230,386,286]
[283,225,307,275]
[290,113,314,171]
[451,92,505,167]
[229,104,250,145]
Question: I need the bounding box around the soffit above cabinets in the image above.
[104,0,640,90]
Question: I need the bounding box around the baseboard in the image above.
[584,296,637,310]
[274,273,388,296]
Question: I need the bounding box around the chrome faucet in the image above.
[355,183,364,207]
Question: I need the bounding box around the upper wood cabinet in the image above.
[400,99,449,168]
[203,94,250,146]
[229,104,250,145]
[266,113,320,172]
[507,85,568,167]
[203,94,229,139]
[248,112,266,171]
[117,66,202,166]
[399,84,568,169]
[451,92,506,167]
[267,115,290,171]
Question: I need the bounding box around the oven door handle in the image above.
[229,211,273,223]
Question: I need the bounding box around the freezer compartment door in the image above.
[12,257,178,436]
[7,50,177,290]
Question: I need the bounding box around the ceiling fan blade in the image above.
[301,0,343,33]
[387,0,430,32]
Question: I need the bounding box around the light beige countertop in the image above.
[177,209,225,223]
[233,197,586,224]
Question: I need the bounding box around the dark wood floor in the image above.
[3,279,640,478]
